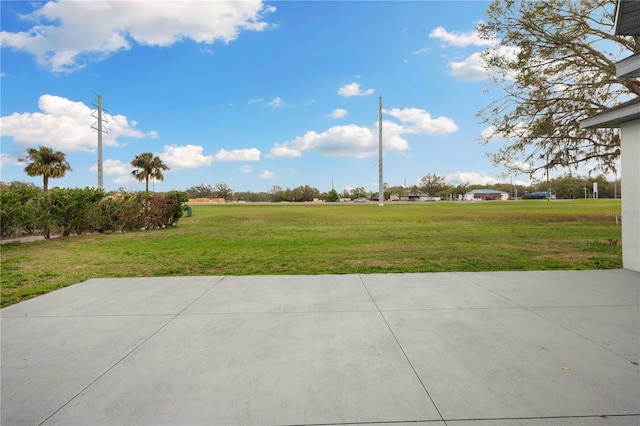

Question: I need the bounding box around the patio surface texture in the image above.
[1,270,639,426]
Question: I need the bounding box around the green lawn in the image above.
[0,199,622,307]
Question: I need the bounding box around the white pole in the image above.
[378,95,383,206]
[97,95,103,189]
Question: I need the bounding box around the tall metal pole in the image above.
[546,153,550,202]
[378,95,383,206]
[97,95,104,189]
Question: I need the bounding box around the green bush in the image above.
[0,187,187,238]
[0,184,42,238]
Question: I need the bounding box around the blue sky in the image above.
[2,0,534,194]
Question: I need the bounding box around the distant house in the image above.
[463,189,508,201]
[579,0,639,272]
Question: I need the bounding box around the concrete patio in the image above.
[1,270,638,425]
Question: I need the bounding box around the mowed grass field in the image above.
[0,199,622,307]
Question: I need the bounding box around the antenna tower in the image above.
[91,94,109,189]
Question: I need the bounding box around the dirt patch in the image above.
[0,234,61,245]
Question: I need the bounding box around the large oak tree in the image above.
[477,0,640,177]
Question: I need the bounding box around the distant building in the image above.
[463,189,508,201]
[391,193,441,202]
[527,191,556,200]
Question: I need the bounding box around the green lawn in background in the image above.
[0,199,622,307]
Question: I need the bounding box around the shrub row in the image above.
[0,186,188,239]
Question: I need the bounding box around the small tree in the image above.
[185,184,215,199]
[419,173,447,197]
[350,187,369,200]
[19,146,72,193]
[130,152,169,193]
[213,183,234,200]
[325,188,340,202]
[268,185,284,202]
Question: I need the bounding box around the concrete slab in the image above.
[1,276,222,317]
[555,269,640,304]
[1,270,638,425]
[383,308,640,420]
[531,306,639,362]
[448,415,640,425]
[42,312,441,425]
[463,271,636,307]
[0,315,171,425]
[184,274,376,314]
[362,272,517,310]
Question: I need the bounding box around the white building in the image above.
[463,189,509,201]
[580,0,640,272]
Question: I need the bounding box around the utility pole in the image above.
[378,95,384,206]
[546,153,550,202]
[91,94,108,189]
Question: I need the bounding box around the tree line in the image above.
[185,172,621,203]
[391,173,622,200]
[6,145,621,215]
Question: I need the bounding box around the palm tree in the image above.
[20,146,72,193]
[130,152,170,193]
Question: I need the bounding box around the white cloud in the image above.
[247,98,263,105]
[269,106,458,159]
[269,122,409,159]
[412,47,429,55]
[480,121,529,143]
[1,1,275,73]
[448,52,490,82]
[0,94,157,153]
[89,158,131,175]
[158,146,259,170]
[384,107,458,134]
[429,24,518,82]
[445,172,500,186]
[338,82,375,97]
[160,145,214,170]
[213,148,261,162]
[449,46,519,82]
[330,108,348,119]
[259,170,275,179]
[429,25,497,48]
[88,159,135,185]
[239,165,252,173]
[480,126,497,141]
[267,96,288,108]
[113,175,136,185]
[104,159,131,175]
[446,171,530,186]
[268,143,302,158]
[0,153,19,168]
